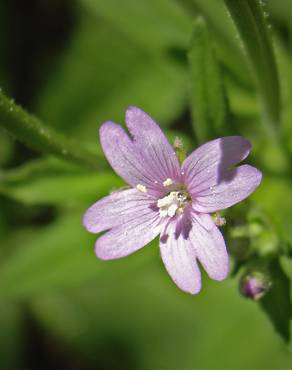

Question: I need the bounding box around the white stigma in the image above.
[157,191,188,218]
[163,178,173,187]
[136,184,147,193]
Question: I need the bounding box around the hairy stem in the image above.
[0,89,103,169]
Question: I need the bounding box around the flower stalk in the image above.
[0,89,103,169]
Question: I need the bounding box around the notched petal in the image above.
[99,110,181,195]
[159,220,202,295]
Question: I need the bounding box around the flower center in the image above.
[157,190,190,218]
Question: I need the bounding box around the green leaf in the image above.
[188,17,229,142]
[0,157,123,206]
[0,89,103,169]
[225,79,258,120]
[182,0,252,88]
[224,0,281,137]
[260,258,292,342]
[267,0,292,28]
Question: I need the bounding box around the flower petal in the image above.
[83,188,156,233]
[159,219,202,295]
[191,213,229,281]
[193,165,262,213]
[125,106,181,182]
[182,136,262,212]
[99,107,181,195]
[100,122,160,195]
[95,206,163,260]
[159,211,229,293]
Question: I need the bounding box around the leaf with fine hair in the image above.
[181,0,252,87]
[0,90,103,169]
[224,0,281,138]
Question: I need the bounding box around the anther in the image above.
[157,190,190,218]
[163,178,173,187]
[136,184,147,193]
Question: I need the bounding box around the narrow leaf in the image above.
[182,0,252,87]
[188,17,229,142]
[224,0,281,137]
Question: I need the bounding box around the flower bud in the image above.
[213,213,226,227]
[173,137,186,163]
[240,272,271,301]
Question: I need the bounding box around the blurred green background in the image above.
[1,0,292,369]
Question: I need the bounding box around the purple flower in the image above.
[83,107,262,294]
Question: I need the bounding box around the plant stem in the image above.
[0,89,102,169]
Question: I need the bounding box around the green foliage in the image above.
[0,303,23,370]
[0,213,97,298]
[0,210,159,299]
[260,258,292,342]
[188,17,229,142]
[36,13,188,143]
[0,90,103,169]
[1,0,292,367]
[253,176,292,246]
[224,0,281,137]
[29,277,292,369]
[0,128,13,166]
[0,157,123,206]
[81,0,193,51]
[182,0,252,86]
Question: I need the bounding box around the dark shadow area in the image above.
[22,307,141,370]
[22,307,95,370]
[174,209,193,240]
[217,137,240,183]
[0,196,57,228]
[2,0,76,169]
[5,0,75,108]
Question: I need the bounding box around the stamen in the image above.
[157,190,190,218]
[163,178,173,187]
[136,184,147,193]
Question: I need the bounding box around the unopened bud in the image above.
[173,137,186,164]
[173,136,183,150]
[240,272,271,301]
[213,213,226,227]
